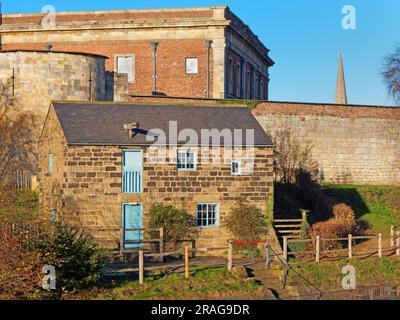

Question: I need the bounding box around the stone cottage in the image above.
[38,101,274,249]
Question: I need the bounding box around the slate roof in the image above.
[51,102,273,147]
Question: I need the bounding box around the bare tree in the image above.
[382,45,400,105]
[268,123,319,185]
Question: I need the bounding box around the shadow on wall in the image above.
[274,180,369,225]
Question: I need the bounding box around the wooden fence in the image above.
[5,170,34,190]
[282,226,400,263]
[273,209,308,239]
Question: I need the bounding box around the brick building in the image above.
[38,102,274,248]
[0,6,274,100]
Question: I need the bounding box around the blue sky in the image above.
[2,0,399,106]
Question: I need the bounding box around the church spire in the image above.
[335,52,348,104]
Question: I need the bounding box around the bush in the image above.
[332,203,355,221]
[0,222,43,299]
[225,202,268,242]
[36,221,106,293]
[309,203,356,247]
[148,204,197,243]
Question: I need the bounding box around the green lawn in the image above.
[0,189,39,221]
[67,266,262,300]
[321,184,400,235]
[289,257,400,291]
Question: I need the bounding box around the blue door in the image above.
[123,203,143,249]
[122,150,143,193]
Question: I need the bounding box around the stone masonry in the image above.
[38,105,274,249]
[0,6,274,99]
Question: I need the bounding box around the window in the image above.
[196,203,219,227]
[49,153,53,176]
[236,62,242,98]
[177,150,196,171]
[185,57,198,74]
[231,160,241,175]
[246,69,251,99]
[260,80,265,100]
[228,57,234,95]
[255,75,259,100]
[122,150,143,193]
[117,55,134,82]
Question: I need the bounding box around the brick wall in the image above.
[3,40,213,98]
[38,106,274,249]
[1,7,273,99]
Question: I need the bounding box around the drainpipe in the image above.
[204,40,213,98]
[151,42,158,96]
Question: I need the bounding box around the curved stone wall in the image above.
[0,50,106,124]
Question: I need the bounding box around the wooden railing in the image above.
[273,209,308,239]
[282,227,400,263]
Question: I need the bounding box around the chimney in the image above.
[123,122,140,139]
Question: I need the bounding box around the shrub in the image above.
[309,203,356,248]
[332,203,355,221]
[148,204,197,243]
[0,222,43,300]
[36,221,106,293]
[225,202,268,242]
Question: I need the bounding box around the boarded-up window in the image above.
[117,56,134,82]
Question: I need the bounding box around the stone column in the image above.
[211,37,226,99]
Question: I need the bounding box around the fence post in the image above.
[184,245,189,279]
[159,227,164,262]
[391,226,395,247]
[139,249,144,285]
[283,236,288,263]
[315,236,320,263]
[348,234,352,259]
[301,209,309,222]
[396,231,400,257]
[378,233,382,258]
[265,238,271,268]
[228,242,233,272]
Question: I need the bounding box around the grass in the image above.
[321,184,400,234]
[288,257,400,291]
[0,189,39,221]
[69,266,262,300]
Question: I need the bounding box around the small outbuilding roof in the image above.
[51,102,273,147]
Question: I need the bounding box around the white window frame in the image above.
[185,57,198,74]
[177,150,197,171]
[196,203,220,228]
[115,54,135,83]
[231,160,242,175]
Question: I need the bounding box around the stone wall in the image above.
[38,105,274,249]
[0,50,106,125]
[253,101,400,185]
